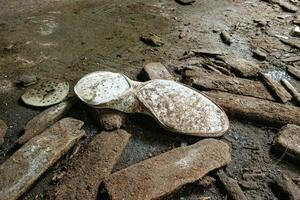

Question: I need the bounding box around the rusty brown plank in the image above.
[51,129,131,200]
[204,91,300,126]
[103,139,231,200]
[0,118,86,200]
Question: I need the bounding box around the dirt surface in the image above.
[1,0,300,199]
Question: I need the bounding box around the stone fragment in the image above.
[140,33,163,47]
[238,180,259,190]
[260,73,292,103]
[97,109,126,131]
[252,48,267,60]
[281,79,300,105]
[275,174,300,200]
[103,139,231,200]
[140,62,174,81]
[0,119,7,146]
[203,91,300,126]
[280,38,300,50]
[287,65,300,80]
[51,129,131,200]
[220,31,232,45]
[274,0,298,12]
[0,118,85,200]
[198,176,216,188]
[175,0,195,5]
[182,67,274,101]
[290,26,300,37]
[273,124,300,161]
[17,100,74,145]
[18,74,37,87]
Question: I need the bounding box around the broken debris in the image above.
[281,79,300,105]
[175,0,195,5]
[280,38,300,50]
[21,79,69,107]
[204,91,300,126]
[98,109,126,131]
[51,129,131,200]
[139,62,174,80]
[140,33,163,47]
[0,119,7,146]
[220,31,232,45]
[274,173,300,200]
[216,170,248,200]
[273,0,298,13]
[252,48,267,60]
[287,65,300,80]
[290,26,300,38]
[0,118,85,200]
[103,139,231,200]
[273,124,300,161]
[260,73,292,103]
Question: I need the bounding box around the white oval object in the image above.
[137,80,229,136]
[21,80,69,107]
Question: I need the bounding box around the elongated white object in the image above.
[74,71,229,137]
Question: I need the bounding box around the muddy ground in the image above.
[0,0,300,199]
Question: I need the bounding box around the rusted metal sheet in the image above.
[273,124,300,161]
[204,91,300,126]
[0,118,85,200]
[74,71,229,137]
[51,129,131,200]
[103,139,231,200]
[17,100,74,145]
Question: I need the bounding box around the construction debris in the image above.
[51,129,131,200]
[0,118,86,200]
[287,65,300,80]
[16,100,74,145]
[274,174,300,200]
[281,79,300,105]
[216,170,248,200]
[140,33,164,47]
[182,67,274,101]
[139,62,174,80]
[220,31,232,45]
[0,119,7,146]
[260,73,292,103]
[204,91,300,126]
[273,124,300,161]
[103,139,231,200]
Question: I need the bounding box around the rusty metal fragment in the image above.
[103,139,231,200]
[204,91,300,126]
[273,124,300,161]
[51,129,131,200]
[0,119,7,146]
[0,118,85,200]
[17,100,74,145]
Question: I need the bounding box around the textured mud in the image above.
[1,0,300,199]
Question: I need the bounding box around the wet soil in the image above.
[0,0,300,199]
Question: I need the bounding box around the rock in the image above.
[216,170,248,200]
[252,49,267,60]
[18,74,37,86]
[139,62,174,81]
[51,129,131,200]
[175,0,195,5]
[0,118,86,200]
[98,109,126,131]
[281,79,300,105]
[16,100,75,145]
[140,33,163,47]
[260,73,292,103]
[280,38,300,50]
[274,0,298,13]
[103,139,231,200]
[0,119,7,146]
[239,180,259,190]
[220,31,232,45]
[203,91,300,126]
[182,67,275,101]
[21,79,69,107]
[218,55,261,78]
[287,65,300,80]
[253,18,268,27]
[275,173,300,200]
[198,176,216,188]
[273,124,300,161]
[290,26,300,37]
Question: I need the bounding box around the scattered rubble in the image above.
[216,170,248,200]
[273,124,300,161]
[16,99,75,145]
[220,31,232,45]
[140,33,163,47]
[182,67,275,101]
[103,139,231,200]
[287,65,300,80]
[260,73,292,103]
[51,129,131,199]
[139,62,174,80]
[281,79,300,105]
[0,118,85,200]
[204,91,300,126]
[21,79,69,107]
[274,174,300,200]
[0,119,7,146]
